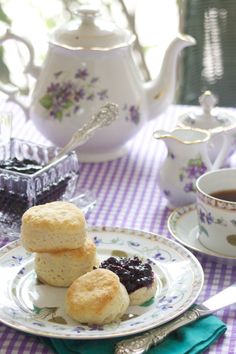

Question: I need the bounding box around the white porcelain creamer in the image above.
[153,127,228,208]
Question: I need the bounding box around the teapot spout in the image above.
[144,34,196,120]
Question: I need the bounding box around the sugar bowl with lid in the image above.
[177,91,236,164]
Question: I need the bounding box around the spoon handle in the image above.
[48,102,119,164]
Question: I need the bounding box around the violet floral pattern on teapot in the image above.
[39,67,140,125]
[39,68,108,120]
[123,104,140,125]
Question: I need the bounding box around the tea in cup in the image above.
[196,168,236,257]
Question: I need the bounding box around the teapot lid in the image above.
[51,7,135,50]
[178,91,236,132]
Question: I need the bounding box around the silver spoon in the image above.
[47,102,119,165]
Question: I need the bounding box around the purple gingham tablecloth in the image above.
[0,103,235,354]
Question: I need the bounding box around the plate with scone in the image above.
[0,201,204,339]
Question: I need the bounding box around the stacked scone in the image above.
[21,201,97,287]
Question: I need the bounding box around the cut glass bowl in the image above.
[0,138,95,240]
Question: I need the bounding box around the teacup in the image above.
[196,168,236,257]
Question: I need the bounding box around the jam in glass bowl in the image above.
[0,138,81,239]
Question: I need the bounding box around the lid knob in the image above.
[75,7,100,24]
[199,90,218,115]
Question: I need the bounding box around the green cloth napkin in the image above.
[41,315,226,354]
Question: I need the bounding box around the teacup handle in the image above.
[0,29,40,118]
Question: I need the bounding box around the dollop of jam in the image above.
[100,256,154,293]
[0,158,42,174]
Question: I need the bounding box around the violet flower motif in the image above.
[54,70,63,79]
[90,77,99,84]
[89,324,104,331]
[73,326,85,333]
[199,163,207,175]
[147,258,156,265]
[184,182,194,193]
[186,163,207,179]
[231,219,236,226]
[179,173,184,182]
[186,166,198,179]
[47,82,60,93]
[73,105,80,114]
[86,93,95,101]
[159,303,173,310]
[153,252,165,261]
[75,68,89,80]
[97,89,108,100]
[93,236,102,246]
[158,296,178,310]
[45,81,75,118]
[12,255,23,265]
[129,241,140,247]
[74,88,85,102]
[32,322,45,327]
[199,209,206,223]
[206,212,214,224]
[129,105,140,125]
[18,267,25,275]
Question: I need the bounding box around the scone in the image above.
[21,201,87,252]
[100,256,157,305]
[65,268,130,325]
[35,237,98,287]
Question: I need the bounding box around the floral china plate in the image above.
[168,204,236,261]
[0,227,203,339]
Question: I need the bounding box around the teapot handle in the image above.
[0,29,40,119]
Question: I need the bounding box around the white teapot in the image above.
[0,8,195,162]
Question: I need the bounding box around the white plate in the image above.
[0,226,204,339]
[168,204,236,261]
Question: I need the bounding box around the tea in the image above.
[211,189,236,202]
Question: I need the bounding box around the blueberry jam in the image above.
[100,256,154,294]
[0,178,70,232]
[0,158,42,174]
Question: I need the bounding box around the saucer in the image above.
[168,204,236,262]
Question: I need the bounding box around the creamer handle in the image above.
[203,132,229,170]
[211,133,229,169]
